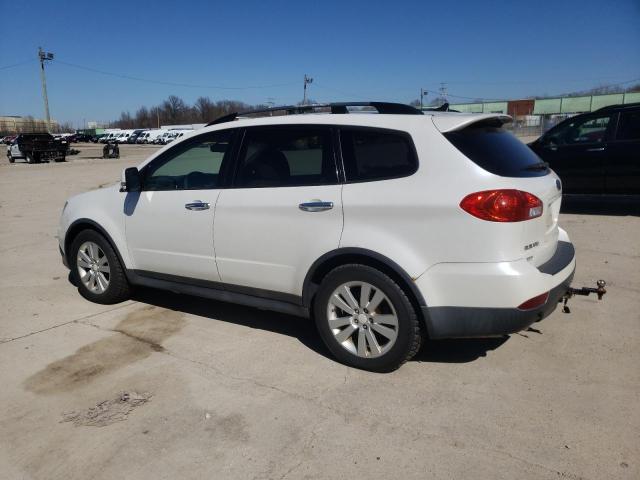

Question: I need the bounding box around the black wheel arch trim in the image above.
[302,247,427,309]
[64,219,129,277]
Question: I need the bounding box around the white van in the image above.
[99,131,121,143]
[146,130,167,144]
[115,130,135,144]
[166,129,193,144]
[154,131,173,145]
[136,131,155,144]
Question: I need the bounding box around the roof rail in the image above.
[206,102,423,126]
[594,102,640,112]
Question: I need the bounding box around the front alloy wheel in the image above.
[76,241,110,293]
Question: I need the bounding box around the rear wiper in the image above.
[522,161,549,171]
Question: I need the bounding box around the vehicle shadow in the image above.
[130,287,334,360]
[561,195,640,216]
[129,286,510,365]
[412,337,508,364]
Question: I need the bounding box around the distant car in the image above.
[142,130,165,144]
[136,131,152,143]
[154,131,173,145]
[102,132,123,143]
[169,130,193,143]
[163,132,179,144]
[128,129,146,144]
[529,103,640,195]
[115,132,131,144]
[77,134,94,142]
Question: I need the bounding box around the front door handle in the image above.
[185,200,210,211]
[299,201,334,212]
[586,147,605,152]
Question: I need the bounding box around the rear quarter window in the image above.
[444,124,548,177]
[340,128,418,182]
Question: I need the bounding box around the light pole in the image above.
[420,88,428,111]
[38,47,54,132]
[303,74,313,105]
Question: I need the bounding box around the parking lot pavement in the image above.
[0,144,638,479]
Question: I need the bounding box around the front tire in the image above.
[70,230,131,304]
[313,264,422,372]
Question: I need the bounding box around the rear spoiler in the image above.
[431,113,512,133]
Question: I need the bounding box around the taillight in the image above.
[518,292,549,310]
[460,189,543,222]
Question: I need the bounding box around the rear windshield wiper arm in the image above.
[522,161,549,171]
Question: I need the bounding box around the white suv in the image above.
[58,102,576,372]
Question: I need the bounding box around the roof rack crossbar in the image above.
[206,102,423,126]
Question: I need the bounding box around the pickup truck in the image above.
[6,133,68,164]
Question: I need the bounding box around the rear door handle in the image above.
[586,147,605,152]
[299,201,334,212]
[185,200,210,211]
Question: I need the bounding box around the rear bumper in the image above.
[417,234,577,339]
[422,269,574,338]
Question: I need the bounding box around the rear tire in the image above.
[70,230,131,304]
[25,153,36,164]
[313,264,422,372]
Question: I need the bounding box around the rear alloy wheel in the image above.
[327,281,399,358]
[70,230,131,304]
[314,264,422,372]
[25,153,36,164]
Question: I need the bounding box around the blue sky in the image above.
[1,0,639,126]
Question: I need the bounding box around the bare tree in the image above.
[162,95,187,123]
[135,106,151,128]
[194,96,215,122]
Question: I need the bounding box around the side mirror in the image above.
[121,167,141,192]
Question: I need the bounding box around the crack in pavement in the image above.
[0,302,135,345]
[479,446,590,480]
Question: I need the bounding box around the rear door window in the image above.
[339,128,418,182]
[234,126,337,188]
[615,110,640,141]
[444,123,548,177]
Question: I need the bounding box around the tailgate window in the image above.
[444,122,548,177]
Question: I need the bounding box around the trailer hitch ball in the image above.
[561,279,607,313]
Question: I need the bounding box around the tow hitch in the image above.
[561,280,607,313]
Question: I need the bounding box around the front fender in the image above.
[60,185,131,269]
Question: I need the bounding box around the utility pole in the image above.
[38,47,54,132]
[420,88,428,111]
[303,74,313,105]
[439,82,448,103]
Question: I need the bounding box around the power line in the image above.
[0,59,34,71]
[53,59,299,90]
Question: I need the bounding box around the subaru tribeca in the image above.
[59,102,579,372]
